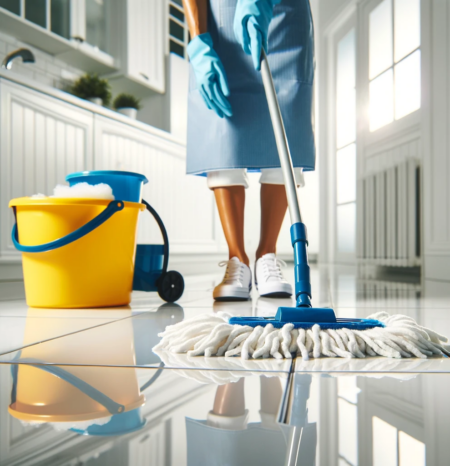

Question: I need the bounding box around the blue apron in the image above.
[186,0,315,176]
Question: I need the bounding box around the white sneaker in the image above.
[213,257,252,301]
[255,253,293,298]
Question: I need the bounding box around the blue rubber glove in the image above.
[187,33,232,118]
[233,0,281,70]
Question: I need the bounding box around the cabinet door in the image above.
[127,0,165,93]
[128,422,166,466]
[93,115,218,253]
[0,80,93,261]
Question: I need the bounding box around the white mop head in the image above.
[154,311,450,360]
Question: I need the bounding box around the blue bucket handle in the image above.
[10,359,125,414]
[11,200,124,253]
[142,200,169,275]
[10,358,165,415]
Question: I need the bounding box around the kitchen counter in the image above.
[0,68,185,149]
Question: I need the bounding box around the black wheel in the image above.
[157,270,184,302]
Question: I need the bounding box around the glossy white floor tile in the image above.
[0,308,134,357]
[1,364,290,466]
[0,305,292,372]
[294,356,450,373]
[1,264,450,374]
[2,362,449,465]
[287,372,450,466]
[1,263,450,465]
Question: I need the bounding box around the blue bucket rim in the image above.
[66,171,148,184]
[71,419,147,437]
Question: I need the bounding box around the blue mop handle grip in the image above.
[291,222,312,305]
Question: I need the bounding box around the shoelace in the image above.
[219,260,245,285]
[261,257,286,282]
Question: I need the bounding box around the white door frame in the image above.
[318,1,358,265]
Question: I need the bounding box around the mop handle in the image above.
[260,48,303,226]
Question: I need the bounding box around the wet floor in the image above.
[0,264,449,465]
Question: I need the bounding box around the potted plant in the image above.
[113,93,141,119]
[71,73,111,107]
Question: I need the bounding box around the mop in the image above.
[154,50,450,361]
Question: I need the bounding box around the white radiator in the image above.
[358,159,421,267]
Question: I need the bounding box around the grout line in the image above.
[0,307,160,358]
[0,361,292,373]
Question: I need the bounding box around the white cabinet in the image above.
[127,0,165,92]
[108,0,166,96]
[0,79,93,263]
[128,422,166,466]
[0,75,222,281]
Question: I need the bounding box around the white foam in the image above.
[31,193,47,198]
[53,182,115,200]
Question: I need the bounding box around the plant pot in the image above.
[88,97,103,106]
[117,107,138,119]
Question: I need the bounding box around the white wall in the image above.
[315,0,449,280]
[315,0,424,268]
[0,30,82,88]
[316,0,353,29]
[139,53,189,138]
[170,53,189,140]
[421,0,450,282]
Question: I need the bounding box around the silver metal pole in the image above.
[260,48,302,226]
[285,426,304,466]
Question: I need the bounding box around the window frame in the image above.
[0,0,116,73]
[332,16,358,265]
[362,0,421,145]
[167,0,189,60]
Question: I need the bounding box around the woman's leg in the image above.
[208,169,250,266]
[212,378,245,416]
[260,376,283,415]
[214,186,249,266]
[206,378,248,430]
[259,376,283,430]
[208,170,252,300]
[256,168,304,260]
[255,184,288,260]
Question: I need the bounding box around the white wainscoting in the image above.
[93,115,218,254]
[0,72,305,284]
[0,79,93,267]
[421,0,450,281]
[0,75,226,282]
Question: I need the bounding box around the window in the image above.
[0,0,114,54]
[0,0,71,39]
[0,0,20,16]
[336,29,357,255]
[168,0,189,59]
[369,0,421,131]
[372,417,426,466]
[86,0,107,53]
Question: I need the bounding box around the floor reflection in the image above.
[6,365,448,465]
[0,365,289,466]
[0,264,450,464]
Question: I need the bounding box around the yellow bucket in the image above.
[9,198,145,308]
[9,308,145,425]
[8,365,145,424]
